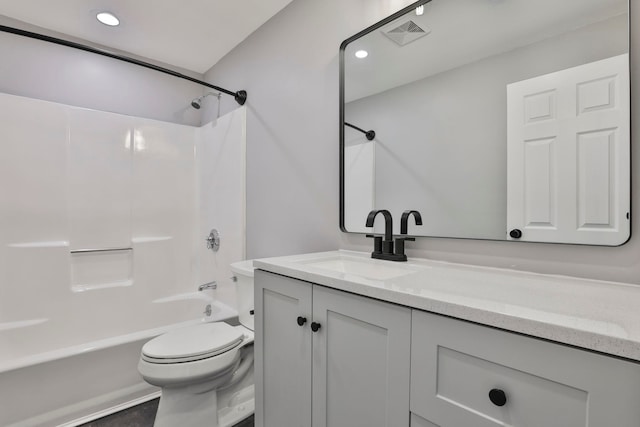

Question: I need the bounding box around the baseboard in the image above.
[57,391,161,427]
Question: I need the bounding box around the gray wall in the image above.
[0,16,204,125]
[345,15,627,239]
[205,0,417,258]
[208,0,640,285]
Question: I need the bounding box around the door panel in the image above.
[255,270,312,427]
[312,286,411,427]
[507,53,629,244]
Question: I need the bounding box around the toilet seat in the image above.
[141,322,244,364]
[138,325,253,389]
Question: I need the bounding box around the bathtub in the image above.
[0,290,237,427]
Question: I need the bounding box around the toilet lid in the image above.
[142,323,244,363]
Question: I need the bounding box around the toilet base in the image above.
[218,377,255,426]
[153,383,254,427]
[154,382,219,427]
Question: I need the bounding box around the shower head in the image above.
[191,92,221,110]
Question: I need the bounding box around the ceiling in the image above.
[0,0,294,73]
[344,0,628,102]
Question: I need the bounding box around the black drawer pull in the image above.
[489,388,507,407]
[311,322,321,332]
[297,316,307,326]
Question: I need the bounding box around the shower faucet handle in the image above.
[204,304,212,317]
[206,229,220,252]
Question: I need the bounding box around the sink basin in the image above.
[301,255,419,280]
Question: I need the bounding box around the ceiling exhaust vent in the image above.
[382,20,430,46]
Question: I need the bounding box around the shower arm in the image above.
[344,122,375,141]
[0,24,247,106]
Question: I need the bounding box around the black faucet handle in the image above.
[366,234,383,254]
[393,235,417,262]
[392,238,409,261]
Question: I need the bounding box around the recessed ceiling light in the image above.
[96,12,120,27]
[355,50,368,59]
[416,5,425,16]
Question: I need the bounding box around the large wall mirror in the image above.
[340,0,630,245]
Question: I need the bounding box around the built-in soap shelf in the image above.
[69,236,173,292]
[70,248,133,293]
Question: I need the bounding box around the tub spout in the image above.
[198,281,217,291]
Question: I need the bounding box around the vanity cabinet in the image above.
[254,270,411,427]
[410,311,640,427]
[255,265,640,427]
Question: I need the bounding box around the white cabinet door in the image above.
[312,285,411,427]
[255,270,411,427]
[507,54,629,245]
[255,270,312,427]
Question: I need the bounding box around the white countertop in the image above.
[254,250,640,362]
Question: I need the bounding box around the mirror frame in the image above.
[338,0,632,246]
[340,0,431,235]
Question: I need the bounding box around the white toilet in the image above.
[138,260,255,427]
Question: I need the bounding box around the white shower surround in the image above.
[0,93,247,426]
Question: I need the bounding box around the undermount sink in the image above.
[300,254,419,280]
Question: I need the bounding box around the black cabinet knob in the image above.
[489,388,507,407]
[296,316,307,326]
[311,322,321,332]
[509,229,522,239]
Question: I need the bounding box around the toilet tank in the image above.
[230,260,255,331]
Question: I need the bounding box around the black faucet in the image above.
[394,210,423,261]
[365,210,407,262]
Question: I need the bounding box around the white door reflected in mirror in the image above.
[506,54,630,245]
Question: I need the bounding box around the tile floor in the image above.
[79,399,158,427]
[79,399,254,427]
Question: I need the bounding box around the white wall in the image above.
[196,107,247,310]
[206,0,640,285]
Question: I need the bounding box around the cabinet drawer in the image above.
[411,310,640,427]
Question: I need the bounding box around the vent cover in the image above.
[382,20,430,46]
